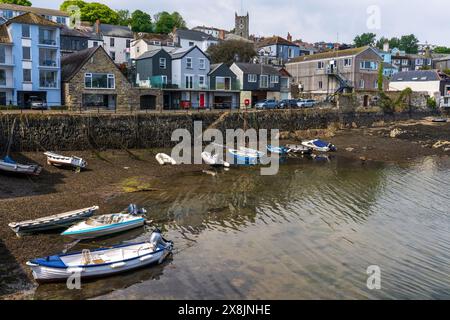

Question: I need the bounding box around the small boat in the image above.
[61,205,147,240]
[44,152,87,170]
[8,206,99,235]
[228,148,263,165]
[27,230,173,283]
[201,151,230,168]
[267,145,290,155]
[0,156,42,176]
[302,139,337,152]
[285,144,313,155]
[431,118,448,123]
[155,153,177,165]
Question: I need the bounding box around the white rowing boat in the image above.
[27,230,173,283]
[201,152,230,168]
[0,156,42,176]
[8,206,99,235]
[301,139,337,152]
[155,153,177,165]
[44,152,87,169]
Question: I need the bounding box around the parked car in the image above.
[278,99,298,109]
[30,97,48,110]
[297,99,317,108]
[255,100,279,110]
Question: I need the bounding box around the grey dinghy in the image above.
[27,230,173,283]
[8,206,99,235]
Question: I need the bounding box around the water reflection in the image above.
[35,156,450,299]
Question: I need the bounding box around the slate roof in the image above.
[234,63,281,76]
[61,47,99,82]
[257,36,299,48]
[99,24,133,38]
[136,32,174,43]
[209,63,223,74]
[135,49,167,60]
[176,29,218,42]
[288,46,371,63]
[61,25,90,38]
[170,46,210,60]
[391,70,442,82]
[5,12,61,28]
[0,3,69,17]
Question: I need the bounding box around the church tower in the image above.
[234,12,249,39]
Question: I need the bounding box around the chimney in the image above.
[219,29,225,40]
[95,19,100,34]
[172,26,177,35]
[383,40,389,52]
[287,32,292,42]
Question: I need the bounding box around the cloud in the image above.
[33,0,449,45]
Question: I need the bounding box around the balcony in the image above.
[39,38,57,46]
[39,59,58,67]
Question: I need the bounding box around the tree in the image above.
[129,10,152,33]
[117,9,131,26]
[353,33,377,47]
[154,11,186,34]
[434,46,450,54]
[0,0,32,5]
[207,40,257,65]
[398,34,419,54]
[377,62,384,91]
[60,1,120,25]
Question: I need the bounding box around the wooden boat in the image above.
[267,145,290,155]
[0,156,42,176]
[27,230,173,283]
[61,213,146,240]
[155,153,177,165]
[302,139,337,152]
[201,151,230,168]
[8,206,99,235]
[285,144,313,155]
[44,152,87,170]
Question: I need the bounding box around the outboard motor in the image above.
[127,204,147,215]
[150,228,166,247]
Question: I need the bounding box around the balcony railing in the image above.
[39,39,57,46]
[39,60,58,67]
[40,81,58,88]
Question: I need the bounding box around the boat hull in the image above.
[0,161,42,175]
[44,152,87,169]
[27,243,172,283]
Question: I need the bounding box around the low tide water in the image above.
[34,155,450,300]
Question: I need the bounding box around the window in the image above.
[185,75,193,89]
[93,41,98,47]
[23,69,31,82]
[199,75,206,87]
[22,47,31,60]
[110,38,115,47]
[189,41,195,47]
[374,80,378,89]
[186,57,193,69]
[56,16,66,24]
[343,58,352,67]
[137,46,140,53]
[3,10,13,19]
[126,39,131,48]
[270,75,279,84]
[153,41,161,46]
[318,81,323,89]
[317,61,324,69]
[110,51,116,61]
[216,77,231,90]
[359,79,365,88]
[260,75,269,88]
[288,48,294,59]
[39,29,56,45]
[199,58,206,70]
[248,74,257,83]
[0,46,5,64]
[0,92,6,105]
[360,61,378,70]
[159,57,166,69]
[85,73,115,89]
[0,70,6,86]
[161,75,168,84]
[22,25,30,38]
[39,70,57,88]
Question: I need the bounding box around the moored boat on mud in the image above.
[267,145,290,155]
[228,147,264,165]
[8,206,99,235]
[44,152,87,170]
[285,144,313,155]
[27,230,173,283]
[302,139,337,152]
[155,153,177,165]
[0,156,42,176]
[201,151,230,168]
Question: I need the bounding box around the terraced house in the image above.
[285,46,383,97]
[0,3,70,26]
[0,12,61,107]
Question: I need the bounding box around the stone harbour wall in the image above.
[0,109,438,152]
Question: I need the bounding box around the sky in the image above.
[32,0,448,45]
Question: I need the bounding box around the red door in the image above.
[199,93,205,108]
